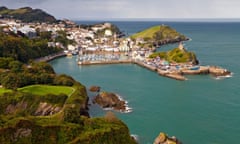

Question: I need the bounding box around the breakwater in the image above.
[78,59,231,81]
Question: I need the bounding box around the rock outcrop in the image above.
[5,101,28,114]
[92,92,126,112]
[89,86,101,92]
[209,66,231,77]
[154,132,182,144]
[34,102,62,116]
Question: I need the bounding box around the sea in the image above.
[49,20,240,144]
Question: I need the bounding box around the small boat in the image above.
[189,66,200,70]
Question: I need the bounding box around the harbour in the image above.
[50,21,239,144]
[76,52,231,80]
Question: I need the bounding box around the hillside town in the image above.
[0,18,141,55]
[0,17,231,81]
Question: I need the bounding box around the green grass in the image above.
[131,25,160,39]
[18,85,75,96]
[149,47,197,63]
[9,7,30,14]
[131,25,183,41]
[0,87,12,95]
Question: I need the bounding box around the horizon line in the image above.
[69,18,240,22]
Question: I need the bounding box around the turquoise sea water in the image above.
[50,21,240,144]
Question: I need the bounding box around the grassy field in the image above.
[18,85,75,96]
[131,25,160,39]
[131,25,182,40]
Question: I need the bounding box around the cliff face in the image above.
[0,7,57,23]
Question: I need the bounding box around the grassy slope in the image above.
[149,47,197,63]
[0,8,28,15]
[18,85,75,96]
[131,25,160,39]
[0,7,56,23]
[0,88,12,95]
[131,25,184,40]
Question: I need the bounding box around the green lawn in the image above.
[0,87,12,95]
[18,85,75,96]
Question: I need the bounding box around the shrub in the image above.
[53,74,75,86]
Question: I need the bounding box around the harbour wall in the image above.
[77,59,231,81]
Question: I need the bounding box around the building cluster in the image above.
[0,18,154,60]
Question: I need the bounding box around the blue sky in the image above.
[1,0,240,20]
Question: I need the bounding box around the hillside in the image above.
[0,83,135,144]
[0,59,136,144]
[131,25,188,46]
[0,6,56,23]
[0,29,62,63]
[149,47,199,64]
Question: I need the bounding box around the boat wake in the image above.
[117,94,133,113]
[131,134,139,142]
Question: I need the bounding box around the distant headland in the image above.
[0,6,56,23]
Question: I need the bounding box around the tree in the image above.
[63,106,82,124]
[0,31,62,63]
[0,57,14,69]
[53,74,74,86]
[1,73,20,90]
[39,31,52,40]
[9,61,23,73]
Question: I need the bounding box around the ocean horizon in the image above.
[50,21,240,144]
[71,18,240,22]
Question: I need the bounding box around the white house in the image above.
[18,25,36,38]
[67,44,76,51]
[105,29,112,37]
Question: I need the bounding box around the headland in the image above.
[74,24,231,81]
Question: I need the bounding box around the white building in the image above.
[18,25,36,38]
[104,29,112,37]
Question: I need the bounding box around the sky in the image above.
[1,0,240,20]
